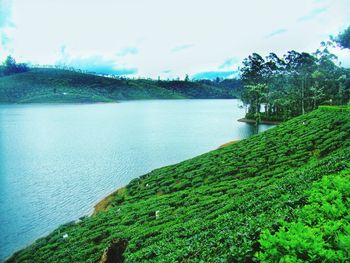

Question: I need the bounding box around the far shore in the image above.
[13,101,119,105]
[238,118,281,125]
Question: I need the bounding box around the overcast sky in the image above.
[0,0,349,79]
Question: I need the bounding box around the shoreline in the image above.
[92,117,278,216]
[92,187,126,215]
[218,140,240,149]
[238,118,281,125]
[93,118,276,216]
[0,98,238,105]
[94,137,244,215]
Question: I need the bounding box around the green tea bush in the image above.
[257,173,350,262]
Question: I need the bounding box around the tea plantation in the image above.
[6,106,350,262]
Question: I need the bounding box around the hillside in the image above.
[0,68,238,103]
[6,106,350,262]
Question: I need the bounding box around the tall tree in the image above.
[284,51,317,114]
[333,25,350,50]
[241,53,266,85]
[241,53,268,117]
[184,74,190,82]
[2,55,29,75]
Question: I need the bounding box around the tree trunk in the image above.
[301,78,305,115]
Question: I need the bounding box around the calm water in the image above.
[0,100,273,261]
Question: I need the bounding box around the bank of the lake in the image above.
[237,117,282,125]
[94,137,270,215]
[0,99,273,261]
[7,107,350,262]
[217,140,241,149]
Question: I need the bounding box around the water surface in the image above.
[0,100,273,261]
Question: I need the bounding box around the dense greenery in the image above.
[6,107,350,262]
[258,172,350,261]
[240,28,350,123]
[0,67,239,103]
[0,56,29,77]
[333,25,350,50]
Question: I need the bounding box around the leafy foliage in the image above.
[334,25,350,50]
[257,172,350,262]
[0,56,29,76]
[240,27,350,123]
[6,107,350,262]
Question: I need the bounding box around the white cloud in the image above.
[1,0,349,78]
[172,44,194,52]
[265,29,288,39]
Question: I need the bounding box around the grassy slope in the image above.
[0,69,237,103]
[7,107,350,262]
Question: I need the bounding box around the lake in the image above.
[0,99,273,261]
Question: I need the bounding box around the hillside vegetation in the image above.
[0,68,238,103]
[7,106,350,262]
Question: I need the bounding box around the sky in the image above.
[0,0,349,79]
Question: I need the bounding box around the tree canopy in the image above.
[1,55,29,76]
[240,47,349,122]
[333,26,350,50]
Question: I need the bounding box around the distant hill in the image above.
[0,68,239,103]
[7,106,350,262]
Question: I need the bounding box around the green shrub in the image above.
[257,173,350,262]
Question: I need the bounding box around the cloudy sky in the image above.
[0,0,349,79]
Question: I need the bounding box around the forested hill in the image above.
[7,106,350,262]
[0,68,239,103]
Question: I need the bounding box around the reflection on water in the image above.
[0,99,274,261]
[246,122,272,134]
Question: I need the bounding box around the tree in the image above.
[4,55,16,69]
[284,51,317,115]
[241,53,266,85]
[242,83,267,123]
[310,70,325,109]
[261,53,285,116]
[3,56,17,75]
[241,53,268,117]
[239,44,349,122]
[333,26,350,50]
[2,55,29,75]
